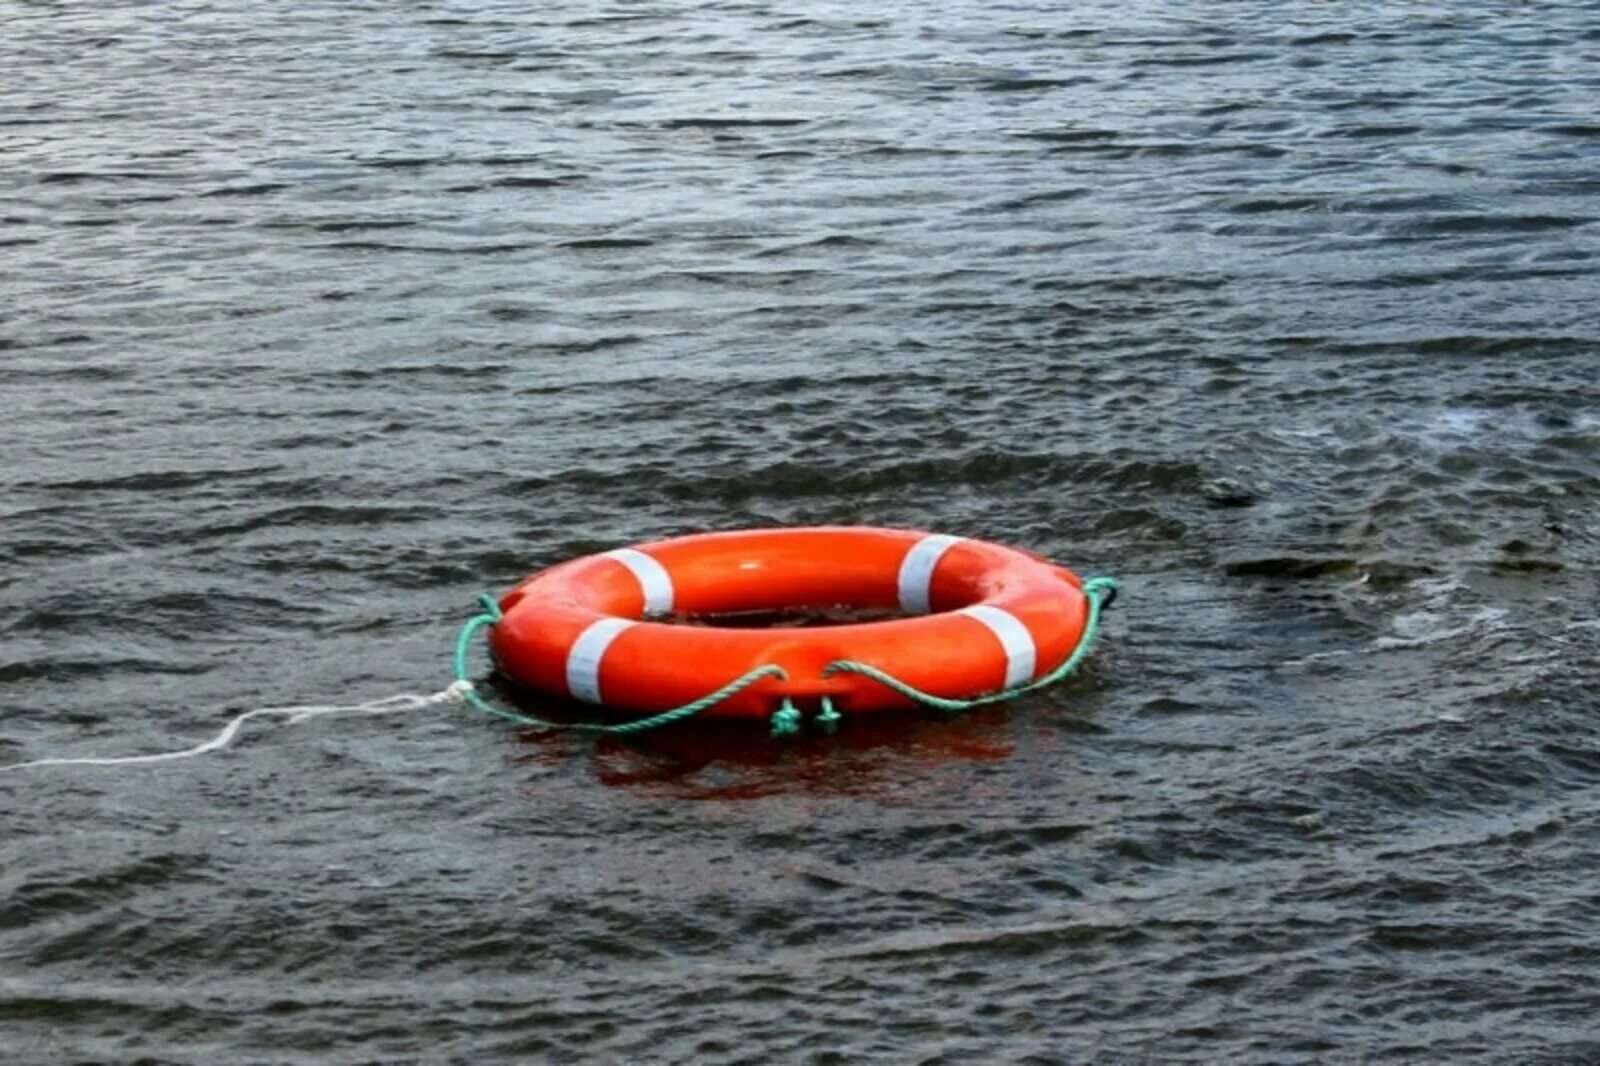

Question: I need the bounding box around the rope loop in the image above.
[820,575,1119,715]
[452,594,789,735]
[476,593,504,623]
[1082,576,1119,611]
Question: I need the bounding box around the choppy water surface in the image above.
[4,1,1599,1060]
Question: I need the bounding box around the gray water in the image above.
[4,1,1599,1061]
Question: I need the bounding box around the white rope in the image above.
[0,681,471,774]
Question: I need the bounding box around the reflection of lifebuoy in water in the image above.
[488,526,1099,720]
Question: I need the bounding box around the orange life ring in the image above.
[488,526,1096,720]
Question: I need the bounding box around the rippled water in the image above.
[4,1,1599,1060]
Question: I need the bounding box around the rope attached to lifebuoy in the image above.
[454,578,1120,738]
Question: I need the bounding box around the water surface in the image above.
[4,1,1599,1060]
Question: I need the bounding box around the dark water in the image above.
[4,1,1599,1060]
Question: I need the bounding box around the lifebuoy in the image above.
[487,526,1101,721]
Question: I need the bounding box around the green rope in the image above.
[819,576,1120,714]
[815,696,843,734]
[452,594,788,735]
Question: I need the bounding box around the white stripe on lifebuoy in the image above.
[565,617,636,704]
[959,605,1037,689]
[603,548,674,617]
[897,534,962,615]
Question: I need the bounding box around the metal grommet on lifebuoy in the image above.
[482,526,1109,727]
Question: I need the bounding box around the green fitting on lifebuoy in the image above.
[770,698,803,738]
[816,696,842,734]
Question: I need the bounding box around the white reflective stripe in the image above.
[564,618,635,704]
[960,605,1037,689]
[897,534,962,615]
[603,548,674,617]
